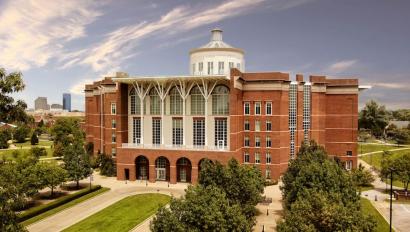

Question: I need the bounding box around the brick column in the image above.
[191,166,198,184]
[170,165,177,184]
[129,166,136,181]
[149,164,155,183]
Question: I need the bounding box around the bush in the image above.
[264,179,278,186]
[0,128,11,149]
[99,154,116,177]
[29,147,47,159]
[30,132,39,145]
[18,185,102,222]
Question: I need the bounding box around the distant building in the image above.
[389,120,409,129]
[50,104,63,112]
[34,97,49,111]
[63,93,71,112]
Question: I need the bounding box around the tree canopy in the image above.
[359,100,389,137]
[381,152,410,191]
[277,141,376,231]
[62,140,92,188]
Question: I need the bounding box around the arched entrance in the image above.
[176,157,192,183]
[135,156,149,180]
[155,156,170,181]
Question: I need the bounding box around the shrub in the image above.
[30,132,39,145]
[29,147,47,159]
[99,154,116,177]
[13,125,31,143]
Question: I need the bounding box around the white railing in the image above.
[121,143,229,151]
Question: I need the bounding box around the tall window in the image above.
[255,102,261,115]
[266,136,272,147]
[255,120,261,131]
[289,82,297,159]
[229,62,234,69]
[112,148,116,156]
[215,118,227,147]
[255,136,261,147]
[111,103,116,115]
[150,88,161,115]
[170,88,182,115]
[266,120,272,131]
[172,118,183,146]
[236,63,240,70]
[255,152,260,164]
[244,102,250,115]
[266,102,272,115]
[266,152,271,164]
[192,63,196,74]
[112,119,116,129]
[133,118,141,144]
[193,119,205,146]
[244,120,250,131]
[191,86,205,115]
[244,152,250,163]
[266,169,271,179]
[129,88,141,114]
[212,86,229,115]
[303,84,311,142]
[345,160,353,171]
[207,62,213,75]
[111,132,116,143]
[199,62,203,74]
[152,118,161,145]
[244,136,250,147]
[218,62,224,74]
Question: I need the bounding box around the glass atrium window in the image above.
[193,119,205,146]
[152,118,161,145]
[129,88,141,115]
[212,85,229,115]
[191,86,205,115]
[170,87,182,115]
[207,62,213,75]
[149,88,161,115]
[133,118,141,144]
[172,118,183,146]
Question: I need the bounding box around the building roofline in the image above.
[112,74,229,83]
[189,47,244,55]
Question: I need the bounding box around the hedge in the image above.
[18,185,102,222]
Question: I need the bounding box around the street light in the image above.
[388,167,395,232]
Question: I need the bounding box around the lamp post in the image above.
[389,167,395,232]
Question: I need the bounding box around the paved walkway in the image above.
[253,184,282,232]
[359,160,410,232]
[27,173,187,232]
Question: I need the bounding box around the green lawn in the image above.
[358,143,407,155]
[63,193,171,232]
[361,198,392,232]
[12,140,53,147]
[21,187,110,226]
[0,147,53,161]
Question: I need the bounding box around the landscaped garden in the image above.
[63,193,171,232]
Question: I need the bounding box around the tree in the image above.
[63,140,92,189]
[37,162,67,197]
[0,68,30,124]
[30,132,39,145]
[85,142,94,156]
[51,118,84,146]
[151,185,251,232]
[390,129,410,146]
[278,141,376,231]
[29,147,47,159]
[359,100,389,137]
[0,128,11,149]
[13,124,30,143]
[98,154,116,177]
[394,153,410,191]
[351,163,375,188]
[199,159,265,220]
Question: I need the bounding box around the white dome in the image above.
[189,29,245,76]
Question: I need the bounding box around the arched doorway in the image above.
[155,156,170,181]
[176,157,192,183]
[135,156,149,180]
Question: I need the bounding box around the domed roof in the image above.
[190,29,244,54]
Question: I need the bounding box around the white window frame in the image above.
[255,120,260,131]
[266,136,271,148]
[266,102,272,115]
[266,152,271,164]
[266,120,272,131]
[111,132,116,143]
[244,102,250,115]
[111,103,116,115]
[244,120,250,131]
[255,152,260,164]
[255,136,261,147]
[255,102,261,115]
[244,152,250,163]
[244,136,250,147]
[111,119,116,129]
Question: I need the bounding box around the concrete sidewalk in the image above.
[27,173,187,232]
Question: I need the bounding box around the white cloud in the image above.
[0,0,103,71]
[325,59,358,74]
[61,0,309,73]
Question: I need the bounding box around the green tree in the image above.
[30,131,39,145]
[278,141,376,231]
[0,128,11,149]
[390,129,410,146]
[13,124,30,143]
[359,100,389,137]
[63,140,92,189]
[85,142,94,156]
[351,163,375,188]
[29,147,47,159]
[37,162,67,197]
[98,153,116,177]
[393,153,410,191]
[151,185,251,232]
[0,68,30,124]
[51,118,84,146]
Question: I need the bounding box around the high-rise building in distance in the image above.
[63,93,71,112]
[34,97,49,111]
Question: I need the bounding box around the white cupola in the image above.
[189,29,245,76]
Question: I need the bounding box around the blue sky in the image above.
[1,0,409,110]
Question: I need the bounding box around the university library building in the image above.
[84,29,365,184]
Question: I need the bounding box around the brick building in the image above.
[84,29,364,184]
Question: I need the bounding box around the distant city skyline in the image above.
[1,0,409,110]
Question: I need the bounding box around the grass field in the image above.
[63,193,171,232]
[0,139,54,160]
[21,187,110,226]
[358,143,407,154]
[361,198,392,232]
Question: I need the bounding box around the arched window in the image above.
[212,85,229,115]
[150,88,161,115]
[129,88,141,114]
[169,87,182,115]
[190,86,205,115]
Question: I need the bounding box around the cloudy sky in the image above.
[1,0,409,110]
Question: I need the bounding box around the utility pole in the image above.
[389,168,394,232]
